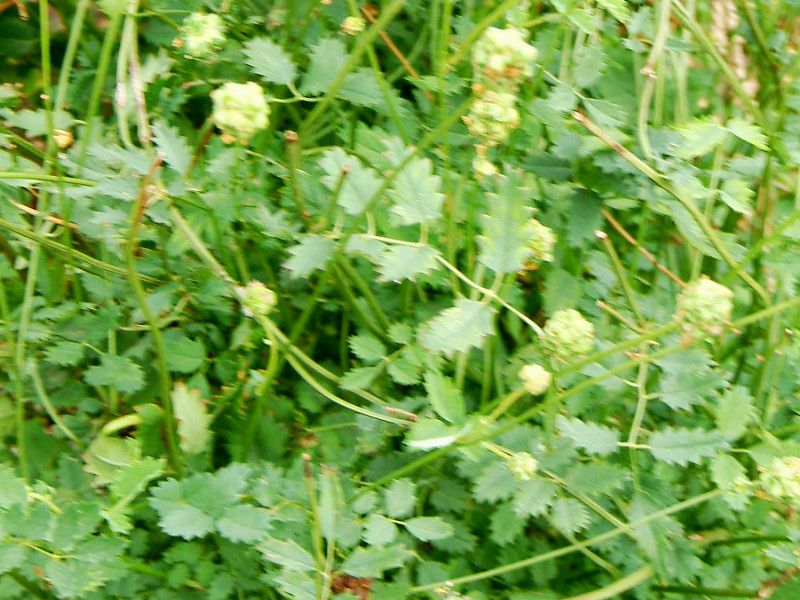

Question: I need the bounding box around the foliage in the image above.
[1,0,800,599]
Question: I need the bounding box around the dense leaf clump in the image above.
[1,0,800,598]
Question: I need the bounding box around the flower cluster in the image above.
[676,276,733,336]
[211,82,270,144]
[761,456,800,507]
[507,451,539,481]
[542,308,595,362]
[179,13,225,59]
[519,363,551,395]
[526,218,556,263]
[466,23,537,177]
[237,280,277,319]
[341,16,366,35]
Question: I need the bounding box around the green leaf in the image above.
[718,179,754,215]
[164,332,206,373]
[564,463,628,497]
[424,370,466,424]
[260,538,316,571]
[172,383,212,455]
[0,545,25,575]
[45,340,85,366]
[349,334,387,363]
[0,465,27,509]
[84,353,144,394]
[318,148,382,215]
[284,235,336,278]
[715,385,754,441]
[384,479,416,518]
[418,299,495,356]
[338,68,382,108]
[649,427,728,466]
[404,516,453,541]
[340,545,412,578]
[474,462,517,504]
[550,498,590,535]
[597,0,630,21]
[105,457,165,534]
[152,120,191,175]
[478,172,534,273]
[243,37,297,85]
[149,480,215,539]
[363,514,398,546]
[377,244,440,282]
[300,38,347,95]
[656,350,723,410]
[513,478,559,518]
[384,139,444,225]
[769,576,800,600]
[340,365,381,391]
[676,119,728,158]
[217,505,272,543]
[710,454,746,489]
[490,502,526,546]
[404,418,463,450]
[726,118,768,149]
[556,416,619,456]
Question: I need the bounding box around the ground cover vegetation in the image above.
[1,0,800,598]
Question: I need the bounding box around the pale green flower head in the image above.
[527,218,556,263]
[211,82,270,143]
[463,90,520,147]
[542,308,595,361]
[237,280,277,318]
[518,363,552,395]
[508,451,539,481]
[341,16,366,35]
[472,27,538,91]
[676,276,734,335]
[761,456,800,506]
[181,13,225,59]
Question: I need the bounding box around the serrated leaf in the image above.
[657,358,723,410]
[164,332,206,373]
[217,504,272,543]
[45,340,85,366]
[0,465,27,509]
[260,538,316,571]
[243,37,297,85]
[556,416,619,455]
[149,483,215,539]
[152,120,191,175]
[105,457,165,534]
[550,498,590,535]
[340,365,381,391]
[300,37,347,95]
[404,516,453,541]
[318,148,382,215]
[338,68,382,108]
[340,545,411,578]
[387,357,420,385]
[513,478,558,518]
[384,139,444,225]
[726,118,768,149]
[478,173,533,273]
[363,514,398,546]
[676,119,728,158]
[284,235,335,278]
[377,244,440,282]
[349,334,386,363]
[172,383,212,455]
[474,461,517,504]
[384,479,416,518]
[649,427,728,466]
[490,502,526,546]
[404,418,463,450]
[715,385,754,441]
[564,463,628,496]
[84,353,144,394]
[710,454,746,489]
[424,370,465,424]
[418,299,495,356]
[719,179,754,215]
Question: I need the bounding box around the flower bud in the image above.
[463,90,520,147]
[211,82,270,143]
[542,308,595,361]
[180,13,225,59]
[53,129,73,150]
[341,16,366,35]
[518,363,552,395]
[761,456,800,506]
[527,218,556,263]
[507,451,538,481]
[237,280,277,318]
[676,276,734,336]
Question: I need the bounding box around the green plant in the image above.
[1,0,800,598]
